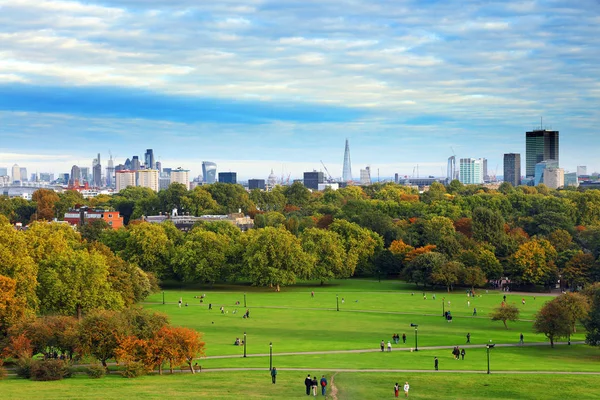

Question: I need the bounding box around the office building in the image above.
[304,171,324,190]
[162,167,172,177]
[170,168,190,189]
[0,167,7,176]
[248,179,265,190]
[20,168,28,182]
[564,172,578,187]
[137,169,159,192]
[218,172,237,184]
[39,173,54,182]
[64,207,123,229]
[360,166,371,186]
[202,161,217,184]
[70,165,81,185]
[544,167,565,189]
[80,167,90,183]
[534,160,558,186]
[12,164,20,183]
[92,153,102,187]
[124,158,132,170]
[144,149,155,170]
[459,158,484,185]
[526,130,559,178]
[106,155,115,188]
[577,166,587,176]
[447,156,457,183]
[131,156,141,171]
[115,170,136,192]
[394,173,399,184]
[156,161,162,173]
[503,153,521,186]
[342,139,353,182]
[159,176,171,190]
[60,173,69,184]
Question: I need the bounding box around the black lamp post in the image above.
[442,300,445,317]
[336,294,339,312]
[162,291,165,305]
[244,293,247,307]
[410,323,419,351]
[243,332,247,358]
[486,342,495,374]
[269,342,273,371]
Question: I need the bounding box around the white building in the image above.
[137,169,160,192]
[115,170,136,192]
[170,168,190,190]
[459,158,484,185]
[12,164,20,183]
[544,167,565,189]
[577,166,587,176]
[318,183,339,191]
[360,166,371,186]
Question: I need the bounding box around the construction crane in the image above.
[320,160,333,182]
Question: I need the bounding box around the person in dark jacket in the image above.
[461,348,466,360]
[305,374,312,395]
[271,367,277,384]
[311,376,318,396]
[320,375,328,396]
[434,357,439,370]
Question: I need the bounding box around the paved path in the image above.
[198,367,600,375]
[203,341,584,359]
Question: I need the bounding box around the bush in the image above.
[121,362,147,378]
[0,365,7,380]
[30,359,70,381]
[86,364,106,379]
[15,358,33,379]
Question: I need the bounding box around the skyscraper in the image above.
[80,167,90,183]
[93,153,102,187]
[202,161,217,184]
[342,139,352,182]
[0,167,8,177]
[106,154,115,188]
[503,153,521,187]
[577,166,587,176]
[170,168,190,189]
[144,149,155,169]
[218,172,237,184]
[131,156,140,171]
[304,171,324,190]
[525,130,559,178]
[360,166,371,186]
[459,158,484,184]
[70,165,81,185]
[447,156,456,183]
[11,164,20,182]
[20,168,28,182]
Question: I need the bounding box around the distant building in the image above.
[170,168,190,189]
[482,158,489,181]
[218,172,237,184]
[39,173,54,182]
[124,158,132,170]
[64,207,123,229]
[577,166,587,176]
[106,155,115,188]
[564,172,578,187]
[159,176,171,191]
[144,149,155,169]
[202,161,217,184]
[400,177,446,190]
[92,153,102,187]
[526,129,559,178]
[11,164,20,183]
[503,153,521,186]
[267,169,278,190]
[70,165,81,185]
[115,170,136,192]
[137,169,159,192]
[156,161,162,173]
[304,171,324,190]
[143,213,254,232]
[0,167,7,176]
[80,167,90,183]
[248,179,265,190]
[318,183,339,191]
[459,158,484,185]
[342,139,352,182]
[131,156,141,171]
[360,166,371,186]
[20,167,28,182]
[394,173,399,184]
[534,160,558,186]
[544,167,565,189]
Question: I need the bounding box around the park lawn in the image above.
[334,372,600,400]
[142,303,584,357]
[198,344,600,372]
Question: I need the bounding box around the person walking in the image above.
[178,298,182,308]
[387,341,392,352]
[380,340,385,352]
[311,291,314,298]
[473,307,477,316]
[461,348,466,360]
[466,332,471,343]
[434,357,439,371]
[311,375,318,396]
[519,333,524,345]
[305,374,312,395]
[394,383,400,397]
[402,333,406,344]
[403,382,410,398]
[320,375,327,396]
[271,367,277,384]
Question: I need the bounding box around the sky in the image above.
[1,0,599,180]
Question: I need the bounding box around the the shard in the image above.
[342,139,352,182]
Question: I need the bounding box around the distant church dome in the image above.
[268,169,277,187]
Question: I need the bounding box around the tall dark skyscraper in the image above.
[525,130,559,178]
[70,165,81,185]
[218,172,237,184]
[342,139,352,182]
[93,153,102,187]
[202,161,217,184]
[304,171,324,190]
[131,156,141,171]
[144,149,155,169]
[503,153,521,186]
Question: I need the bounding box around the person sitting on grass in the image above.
[234,338,240,346]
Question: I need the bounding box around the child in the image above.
[394,382,400,397]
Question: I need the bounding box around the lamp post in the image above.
[336,294,339,312]
[269,342,273,371]
[410,324,419,351]
[244,293,247,308]
[486,342,495,374]
[442,300,445,317]
[162,291,165,305]
[243,332,247,358]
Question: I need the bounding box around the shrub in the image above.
[0,365,7,380]
[121,361,146,378]
[86,364,106,379]
[30,359,70,381]
[15,358,33,379]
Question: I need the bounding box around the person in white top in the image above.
[387,341,392,352]
[404,382,410,397]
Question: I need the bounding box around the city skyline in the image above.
[1,1,599,178]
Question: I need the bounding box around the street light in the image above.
[336,294,339,312]
[162,291,165,305]
[243,332,247,358]
[410,324,419,351]
[442,300,445,317]
[486,342,495,374]
[244,293,247,308]
[269,342,273,371]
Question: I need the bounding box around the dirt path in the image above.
[329,371,339,400]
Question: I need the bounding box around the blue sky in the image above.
[0,0,599,180]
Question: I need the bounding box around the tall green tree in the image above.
[123,222,172,277]
[301,228,348,283]
[533,298,573,347]
[171,230,230,284]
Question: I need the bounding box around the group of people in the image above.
[233,337,245,346]
[452,346,466,360]
[394,382,410,398]
[380,340,393,352]
[303,374,328,396]
[391,333,407,344]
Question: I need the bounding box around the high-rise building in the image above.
[482,158,488,181]
[360,166,371,186]
[447,156,456,183]
[124,158,132,170]
[0,167,7,176]
[459,158,484,185]
[60,173,69,184]
[577,166,587,176]
[70,165,81,185]
[526,129,559,178]
[106,155,115,188]
[218,172,237,184]
[12,164,20,183]
[170,168,190,189]
[156,161,162,173]
[131,156,140,171]
[544,167,564,189]
[137,169,160,192]
[115,170,136,192]
[503,153,521,187]
[20,168,28,182]
[565,172,579,187]
[342,139,352,182]
[534,160,558,186]
[304,171,324,190]
[202,161,217,184]
[248,179,265,190]
[394,173,399,184]
[144,149,155,170]
[93,153,102,187]
[80,167,90,183]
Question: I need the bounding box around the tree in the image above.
[31,189,60,221]
[472,207,505,244]
[160,326,205,374]
[181,186,218,216]
[562,253,595,288]
[582,284,600,346]
[404,252,446,288]
[54,190,85,220]
[301,228,348,283]
[329,219,384,276]
[553,293,590,342]
[77,310,128,368]
[204,183,254,214]
[431,261,463,292]
[0,275,27,337]
[461,266,487,291]
[243,227,313,291]
[533,299,572,347]
[79,219,110,242]
[171,230,229,284]
[490,303,520,329]
[283,182,311,208]
[123,222,171,277]
[509,239,558,286]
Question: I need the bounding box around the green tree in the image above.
[329,219,384,276]
[431,261,463,292]
[461,266,487,291]
[181,186,218,216]
[123,223,171,277]
[54,190,85,220]
[582,284,600,346]
[301,228,348,283]
[553,293,590,343]
[172,230,229,284]
[77,310,128,368]
[490,304,520,329]
[472,207,505,244]
[404,252,447,288]
[509,239,558,286]
[79,219,110,242]
[158,183,189,214]
[563,253,595,288]
[204,183,254,214]
[282,182,311,208]
[533,298,572,347]
[31,189,60,221]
